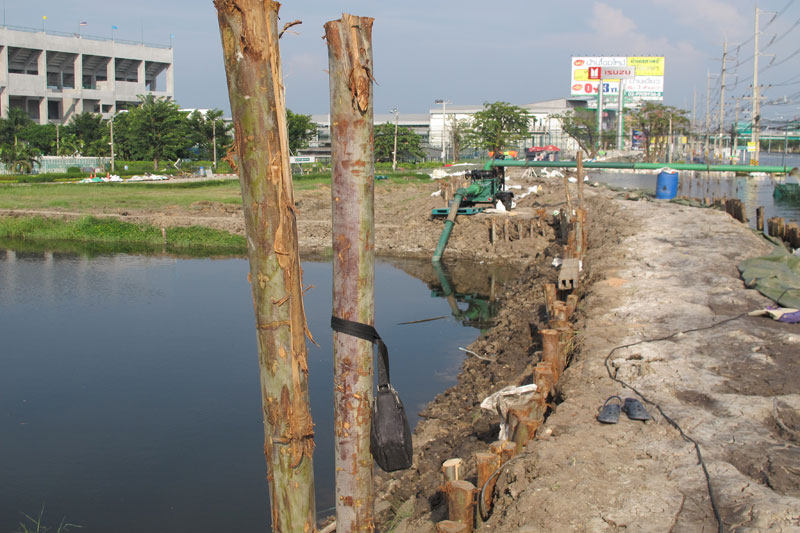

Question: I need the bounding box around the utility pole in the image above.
[597,77,604,149]
[733,98,741,162]
[752,3,761,165]
[435,99,450,162]
[110,119,114,172]
[689,86,697,158]
[617,79,625,150]
[718,38,727,160]
[212,118,217,169]
[705,71,711,160]
[392,108,398,172]
[668,115,673,163]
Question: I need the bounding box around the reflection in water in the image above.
[592,171,800,229]
[0,244,500,533]
[431,262,499,332]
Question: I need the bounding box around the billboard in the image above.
[570,56,664,103]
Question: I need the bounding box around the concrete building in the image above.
[429,98,589,158]
[0,25,173,124]
[304,112,432,161]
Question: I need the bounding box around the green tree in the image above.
[64,112,109,156]
[187,109,232,162]
[0,107,35,147]
[374,122,424,162]
[630,102,689,162]
[19,123,57,155]
[126,94,190,170]
[468,101,531,154]
[57,132,84,156]
[0,141,41,173]
[557,108,605,159]
[448,116,471,163]
[286,109,315,152]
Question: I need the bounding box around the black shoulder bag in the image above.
[330,316,413,472]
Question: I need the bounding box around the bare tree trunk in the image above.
[325,13,376,532]
[215,2,316,531]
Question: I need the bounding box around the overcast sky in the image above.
[6,0,800,123]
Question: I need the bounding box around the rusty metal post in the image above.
[215,2,315,530]
[325,13,376,532]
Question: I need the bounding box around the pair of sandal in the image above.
[597,395,650,424]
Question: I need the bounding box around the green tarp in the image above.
[739,243,800,309]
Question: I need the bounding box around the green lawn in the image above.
[0,180,244,212]
[0,172,429,210]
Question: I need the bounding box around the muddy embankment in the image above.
[376,178,800,532]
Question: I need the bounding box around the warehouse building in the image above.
[0,25,173,124]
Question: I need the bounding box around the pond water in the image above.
[0,248,507,532]
[591,160,800,229]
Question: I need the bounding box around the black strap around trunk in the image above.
[330,316,390,388]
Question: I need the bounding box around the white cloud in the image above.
[589,3,638,37]
[651,0,750,41]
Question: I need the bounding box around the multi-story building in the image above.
[0,25,173,124]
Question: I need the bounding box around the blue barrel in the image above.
[655,170,679,199]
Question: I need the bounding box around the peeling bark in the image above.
[325,13,376,533]
[214,1,316,531]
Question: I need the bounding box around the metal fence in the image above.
[2,24,172,49]
[0,156,108,175]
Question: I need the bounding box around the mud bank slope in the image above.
[379,191,800,532]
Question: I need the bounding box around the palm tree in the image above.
[0,141,41,174]
[1,107,34,147]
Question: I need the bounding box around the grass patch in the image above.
[0,181,242,212]
[15,506,81,533]
[0,216,246,254]
[0,171,429,212]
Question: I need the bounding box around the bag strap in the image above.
[331,316,390,389]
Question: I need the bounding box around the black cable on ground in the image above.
[602,312,748,533]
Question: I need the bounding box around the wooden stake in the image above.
[575,207,587,257]
[475,452,500,514]
[534,362,556,397]
[553,301,567,322]
[565,294,578,318]
[577,151,584,208]
[490,440,517,463]
[325,13,376,532]
[556,326,573,375]
[215,2,316,530]
[756,206,764,232]
[436,521,468,533]
[540,329,560,378]
[543,284,556,320]
[787,222,800,248]
[445,480,476,532]
[442,458,463,482]
[563,171,573,216]
[512,415,541,452]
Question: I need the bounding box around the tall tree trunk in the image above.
[215,2,316,531]
[325,13,376,533]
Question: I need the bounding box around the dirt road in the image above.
[378,185,800,532]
